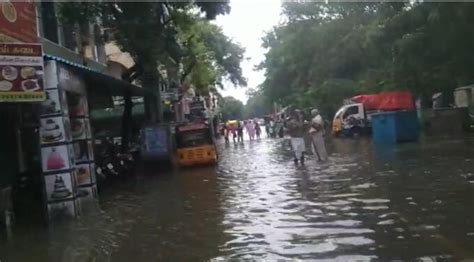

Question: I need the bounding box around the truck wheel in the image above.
[350,126,362,137]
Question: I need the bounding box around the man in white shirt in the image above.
[309,109,328,161]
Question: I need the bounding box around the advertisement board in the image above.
[141,126,170,159]
[0,1,37,43]
[0,43,45,101]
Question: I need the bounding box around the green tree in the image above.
[59,1,242,123]
[243,88,270,119]
[259,2,474,116]
[220,96,244,121]
[176,15,247,94]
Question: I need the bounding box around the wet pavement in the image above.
[2,135,474,261]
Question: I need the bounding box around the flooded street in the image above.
[2,135,474,261]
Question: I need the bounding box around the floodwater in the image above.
[1,135,474,261]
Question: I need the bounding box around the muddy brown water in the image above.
[1,135,474,261]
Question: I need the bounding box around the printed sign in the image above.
[0,43,44,101]
[58,64,85,95]
[41,89,62,116]
[41,145,71,172]
[0,1,37,43]
[141,126,169,158]
[39,116,67,144]
[44,173,74,202]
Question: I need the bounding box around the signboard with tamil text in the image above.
[0,43,45,102]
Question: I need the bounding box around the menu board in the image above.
[0,43,44,101]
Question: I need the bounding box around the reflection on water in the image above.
[1,136,474,261]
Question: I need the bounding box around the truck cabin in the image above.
[333,103,366,123]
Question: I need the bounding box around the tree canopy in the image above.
[220,96,244,121]
[259,2,474,116]
[59,1,246,121]
[176,14,247,94]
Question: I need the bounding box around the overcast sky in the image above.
[215,0,282,104]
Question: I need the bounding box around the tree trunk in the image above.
[121,90,133,153]
[141,62,163,123]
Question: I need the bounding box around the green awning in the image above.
[44,54,145,97]
[90,103,145,121]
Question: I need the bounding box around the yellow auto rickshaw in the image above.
[175,122,218,167]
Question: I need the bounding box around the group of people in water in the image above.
[286,108,328,164]
[221,108,328,165]
[222,120,262,143]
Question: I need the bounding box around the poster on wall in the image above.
[68,94,88,117]
[41,89,61,116]
[47,200,76,220]
[44,173,74,201]
[0,43,44,102]
[141,126,169,158]
[43,60,58,89]
[74,140,93,163]
[71,118,86,140]
[76,163,92,186]
[39,116,66,144]
[58,64,85,94]
[76,186,94,201]
[41,145,70,172]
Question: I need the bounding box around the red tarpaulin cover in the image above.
[351,91,414,110]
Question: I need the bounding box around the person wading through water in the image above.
[237,121,244,143]
[255,121,261,140]
[309,109,328,161]
[286,109,306,165]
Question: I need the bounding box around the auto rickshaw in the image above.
[175,122,218,167]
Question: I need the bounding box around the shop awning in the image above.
[44,54,145,97]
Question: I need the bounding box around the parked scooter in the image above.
[94,137,138,187]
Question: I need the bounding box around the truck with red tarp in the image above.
[332,91,415,136]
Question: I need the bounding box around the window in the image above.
[343,106,359,118]
[41,2,58,43]
[176,129,212,148]
[62,23,78,51]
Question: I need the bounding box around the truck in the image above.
[332,91,415,137]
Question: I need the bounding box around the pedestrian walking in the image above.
[255,121,261,140]
[228,122,237,143]
[286,109,306,165]
[246,120,256,141]
[269,119,275,138]
[224,124,230,144]
[237,121,244,143]
[309,109,328,161]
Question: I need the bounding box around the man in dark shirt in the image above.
[286,109,306,164]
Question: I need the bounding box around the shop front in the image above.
[0,42,46,226]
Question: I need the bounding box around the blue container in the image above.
[371,110,419,144]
